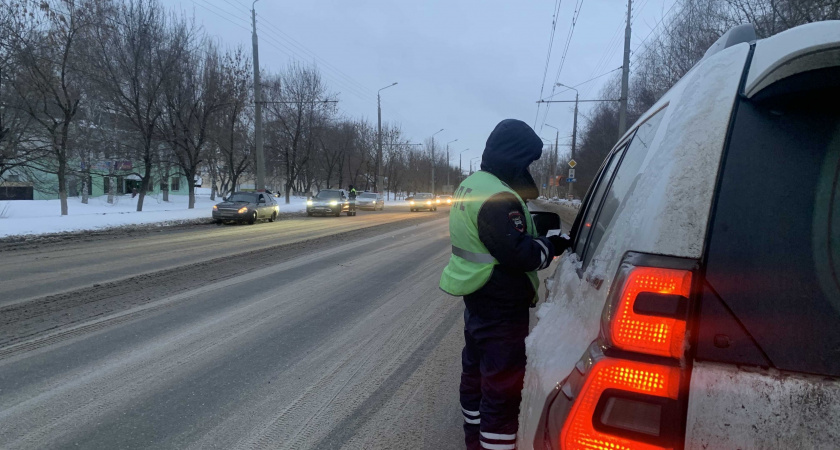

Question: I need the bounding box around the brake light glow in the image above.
[560,358,680,450]
[610,267,692,358]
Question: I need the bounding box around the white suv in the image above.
[519,21,840,450]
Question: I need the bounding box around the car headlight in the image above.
[409,200,415,205]
[447,199,452,204]
[213,205,218,210]
[329,200,338,206]
[426,201,432,205]
[307,200,313,206]
[238,207,248,213]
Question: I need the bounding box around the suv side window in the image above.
[583,107,668,267]
[574,143,627,256]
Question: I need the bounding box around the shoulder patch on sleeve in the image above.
[509,211,525,233]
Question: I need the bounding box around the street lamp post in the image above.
[469,156,480,175]
[458,148,469,185]
[445,139,458,192]
[556,83,580,199]
[430,128,444,194]
[545,124,559,198]
[376,82,398,194]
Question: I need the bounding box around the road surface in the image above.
[0,202,569,449]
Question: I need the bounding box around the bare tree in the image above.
[88,0,176,211]
[159,35,225,209]
[212,48,252,197]
[264,63,335,203]
[8,0,94,215]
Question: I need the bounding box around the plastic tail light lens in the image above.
[560,358,680,450]
[610,267,692,358]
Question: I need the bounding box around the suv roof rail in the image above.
[703,24,756,60]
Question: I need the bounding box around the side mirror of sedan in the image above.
[531,211,561,237]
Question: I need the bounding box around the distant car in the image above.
[307,189,352,216]
[409,193,437,212]
[436,194,453,206]
[357,192,384,211]
[213,192,279,225]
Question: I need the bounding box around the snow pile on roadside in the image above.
[0,192,308,238]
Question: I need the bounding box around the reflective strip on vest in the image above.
[452,246,498,264]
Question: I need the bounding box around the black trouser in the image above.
[460,301,529,450]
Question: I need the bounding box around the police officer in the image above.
[440,119,571,450]
[348,185,358,213]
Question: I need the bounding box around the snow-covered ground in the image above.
[0,190,308,238]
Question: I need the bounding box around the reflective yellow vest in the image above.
[439,171,539,301]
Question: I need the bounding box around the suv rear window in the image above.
[702,72,840,376]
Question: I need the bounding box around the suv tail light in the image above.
[561,358,681,450]
[539,253,697,450]
[607,267,692,358]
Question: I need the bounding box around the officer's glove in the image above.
[548,234,572,255]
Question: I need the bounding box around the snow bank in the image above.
[0,193,308,238]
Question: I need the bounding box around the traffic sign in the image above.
[566,178,577,183]
[568,169,575,178]
[568,159,577,168]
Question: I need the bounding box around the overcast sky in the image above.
[164,0,677,176]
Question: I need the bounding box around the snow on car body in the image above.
[519,21,840,450]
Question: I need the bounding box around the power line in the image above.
[534,0,565,128]
[541,66,622,100]
[538,0,585,132]
[630,0,682,63]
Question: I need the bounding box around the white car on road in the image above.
[519,21,840,450]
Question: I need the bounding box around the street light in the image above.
[557,83,579,199]
[445,139,458,192]
[376,82,398,194]
[430,128,444,194]
[458,148,469,185]
[469,156,480,175]
[545,124,559,198]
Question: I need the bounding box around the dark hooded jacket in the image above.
[464,119,557,321]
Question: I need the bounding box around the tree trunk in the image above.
[186,167,196,209]
[81,173,89,204]
[284,183,292,204]
[108,173,116,204]
[210,162,217,201]
[137,158,152,212]
[57,156,68,216]
[162,164,170,202]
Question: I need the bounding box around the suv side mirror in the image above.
[531,211,561,237]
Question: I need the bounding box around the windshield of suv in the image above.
[315,190,342,199]
[703,76,840,376]
[228,193,258,203]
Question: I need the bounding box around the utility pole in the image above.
[545,124,560,198]
[430,128,444,194]
[571,91,578,198]
[446,139,458,192]
[470,156,480,175]
[458,148,469,185]
[376,82,397,194]
[251,1,265,192]
[554,83,581,199]
[618,0,632,137]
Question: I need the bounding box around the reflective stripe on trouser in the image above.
[480,431,516,450]
[461,307,527,450]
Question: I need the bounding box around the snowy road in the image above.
[0,205,467,449]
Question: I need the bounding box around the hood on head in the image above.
[480,119,543,199]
